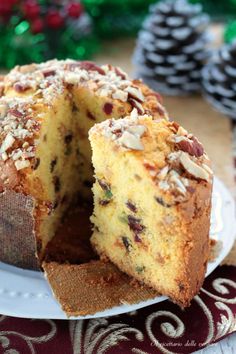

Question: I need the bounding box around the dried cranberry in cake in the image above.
[33,158,40,170]
[87,110,96,121]
[128,215,145,242]
[50,158,57,173]
[53,176,61,193]
[126,200,137,213]
[64,133,73,144]
[103,103,113,115]
[98,179,110,191]
[99,199,110,206]
[122,236,132,252]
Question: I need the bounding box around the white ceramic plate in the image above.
[0,176,235,320]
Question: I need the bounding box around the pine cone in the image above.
[202,41,236,120]
[133,0,211,95]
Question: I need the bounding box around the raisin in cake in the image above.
[0,60,167,269]
[89,111,213,307]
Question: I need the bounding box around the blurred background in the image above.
[0,0,235,69]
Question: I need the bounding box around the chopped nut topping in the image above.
[176,137,204,157]
[125,86,144,102]
[117,129,145,151]
[0,133,15,153]
[15,159,30,170]
[157,165,169,180]
[95,115,147,151]
[63,72,80,85]
[129,98,145,114]
[112,90,128,102]
[179,152,210,181]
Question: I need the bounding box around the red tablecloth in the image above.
[0,265,236,354]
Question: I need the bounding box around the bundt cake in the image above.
[0,60,167,269]
[89,112,213,306]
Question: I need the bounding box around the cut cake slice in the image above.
[89,110,213,306]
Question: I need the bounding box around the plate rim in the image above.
[0,176,235,320]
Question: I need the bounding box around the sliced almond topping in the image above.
[179,152,209,181]
[117,131,144,150]
[63,72,79,85]
[202,163,213,175]
[112,90,128,102]
[159,180,170,191]
[127,125,146,137]
[158,165,169,180]
[177,126,188,136]
[0,133,15,153]
[129,98,145,114]
[125,86,144,102]
[15,159,30,171]
[1,152,8,161]
[169,171,187,194]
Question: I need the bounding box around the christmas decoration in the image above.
[133,0,211,95]
[202,41,236,120]
[0,0,98,69]
[82,0,157,38]
[224,21,236,44]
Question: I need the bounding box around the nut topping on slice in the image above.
[0,133,15,153]
[179,152,210,181]
[127,125,146,137]
[117,130,144,151]
[125,86,144,102]
[15,159,30,171]
[176,136,204,157]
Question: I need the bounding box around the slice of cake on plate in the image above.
[89,110,213,306]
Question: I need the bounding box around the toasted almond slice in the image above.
[117,131,144,150]
[157,165,169,180]
[179,152,209,181]
[0,133,15,153]
[127,125,146,137]
[15,159,30,171]
[125,86,144,102]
